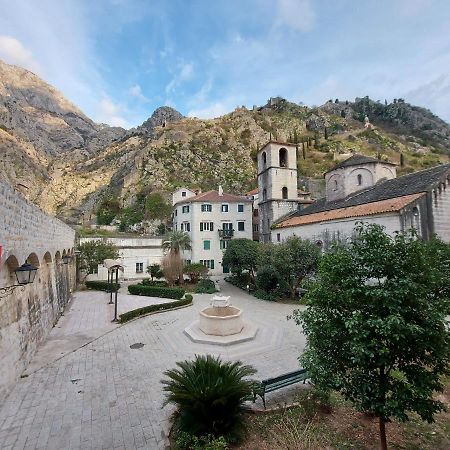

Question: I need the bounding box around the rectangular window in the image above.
[181,222,190,232]
[220,240,229,250]
[204,240,211,250]
[199,259,215,269]
[136,263,143,273]
[277,233,281,242]
[182,191,186,197]
[200,222,214,232]
[182,205,190,213]
[221,204,229,212]
[201,204,212,212]
[184,259,191,266]
[175,209,177,216]
[238,204,244,212]
[238,221,245,231]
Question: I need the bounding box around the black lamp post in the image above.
[0,261,38,297]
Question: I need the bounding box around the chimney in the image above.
[218,185,223,196]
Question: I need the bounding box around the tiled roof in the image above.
[275,193,425,228]
[325,154,395,173]
[246,188,259,196]
[176,190,252,205]
[274,163,450,228]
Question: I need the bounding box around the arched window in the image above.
[262,151,267,166]
[333,180,338,191]
[279,148,287,167]
[357,174,363,185]
[282,187,288,199]
[262,188,267,201]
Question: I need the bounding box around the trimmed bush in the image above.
[141,278,168,287]
[185,294,193,302]
[119,297,192,323]
[85,280,120,292]
[195,278,218,294]
[128,284,185,299]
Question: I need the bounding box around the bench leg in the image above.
[262,394,266,409]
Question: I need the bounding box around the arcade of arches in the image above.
[0,180,76,401]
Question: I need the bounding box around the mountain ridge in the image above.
[0,59,449,227]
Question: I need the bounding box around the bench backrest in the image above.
[262,368,307,386]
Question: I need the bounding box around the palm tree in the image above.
[162,355,256,441]
[162,231,191,284]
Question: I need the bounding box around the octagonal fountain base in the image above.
[184,320,258,346]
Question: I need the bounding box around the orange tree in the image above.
[293,223,450,449]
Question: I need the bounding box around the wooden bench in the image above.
[252,369,309,408]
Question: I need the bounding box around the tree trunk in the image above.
[379,417,388,450]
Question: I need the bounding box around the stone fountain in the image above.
[184,295,258,345]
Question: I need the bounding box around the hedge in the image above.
[128,284,185,299]
[85,280,120,292]
[119,297,193,323]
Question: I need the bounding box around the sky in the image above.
[0,0,449,128]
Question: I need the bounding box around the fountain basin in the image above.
[199,305,244,336]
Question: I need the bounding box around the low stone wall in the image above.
[0,180,76,401]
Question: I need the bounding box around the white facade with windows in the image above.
[172,188,253,275]
[80,236,164,280]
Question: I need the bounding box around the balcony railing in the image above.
[218,229,234,239]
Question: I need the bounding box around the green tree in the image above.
[145,192,172,220]
[147,263,163,280]
[293,224,450,450]
[162,231,192,284]
[183,262,208,283]
[96,196,121,225]
[162,355,256,441]
[260,236,320,298]
[77,240,119,276]
[222,239,261,284]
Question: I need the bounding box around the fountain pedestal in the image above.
[184,295,258,346]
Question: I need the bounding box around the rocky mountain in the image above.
[0,60,449,227]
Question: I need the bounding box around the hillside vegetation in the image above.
[0,60,449,226]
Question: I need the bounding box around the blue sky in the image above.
[0,0,449,127]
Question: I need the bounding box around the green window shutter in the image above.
[204,240,210,250]
[210,260,215,270]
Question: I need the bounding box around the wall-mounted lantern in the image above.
[0,261,38,298]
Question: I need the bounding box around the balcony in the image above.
[218,229,234,239]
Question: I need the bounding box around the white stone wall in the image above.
[272,213,402,246]
[79,236,164,280]
[172,187,196,206]
[432,176,450,242]
[0,180,76,402]
[173,199,253,275]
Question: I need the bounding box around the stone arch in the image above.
[279,148,287,167]
[26,252,40,268]
[262,151,267,166]
[43,252,52,264]
[55,251,61,264]
[282,186,288,199]
[5,254,19,273]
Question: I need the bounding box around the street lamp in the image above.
[0,261,38,297]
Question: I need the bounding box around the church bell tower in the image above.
[257,141,299,243]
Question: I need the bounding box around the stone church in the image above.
[256,141,450,246]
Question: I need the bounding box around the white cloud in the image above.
[187,102,231,119]
[166,61,195,94]
[129,84,149,102]
[0,35,41,73]
[96,96,129,127]
[276,0,316,32]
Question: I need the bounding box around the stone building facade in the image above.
[257,141,299,242]
[0,180,76,401]
[80,236,164,280]
[172,188,253,275]
[272,156,450,246]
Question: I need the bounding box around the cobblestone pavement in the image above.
[0,281,307,450]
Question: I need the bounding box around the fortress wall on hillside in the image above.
[0,180,76,402]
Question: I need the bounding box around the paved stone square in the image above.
[0,280,307,450]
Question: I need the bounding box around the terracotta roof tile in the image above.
[274,193,425,228]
